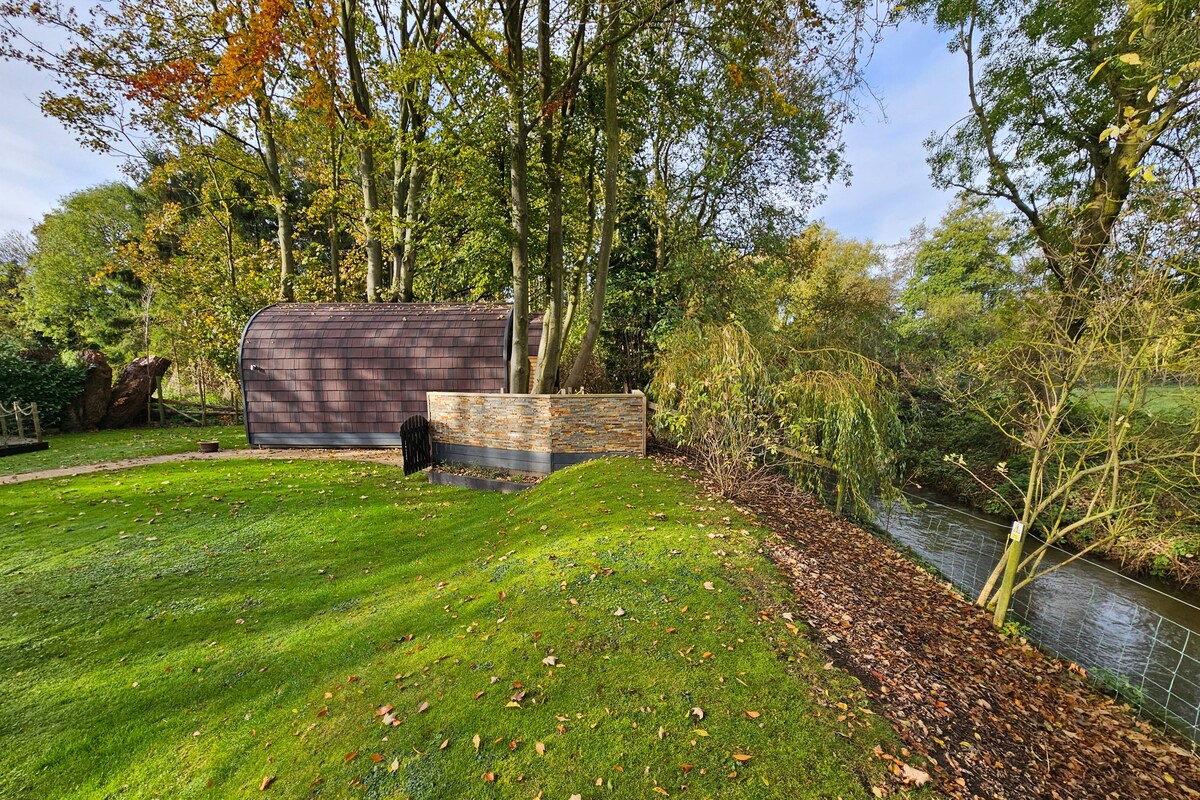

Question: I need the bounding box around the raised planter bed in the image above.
[0,440,50,457]
[429,469,531,494]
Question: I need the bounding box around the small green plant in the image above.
[998,620,1030,640]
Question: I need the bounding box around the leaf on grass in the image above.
[1118,52,1142,65]
[746,710,761,718]
[900,764,930,786]
[417,701,429,714]
[344,752,357,762]
[388,759,399,773]
[694,729,709,737]
[732,753,753,762]
[543,655,558,666]
[483,772,496,783]
[681,764,694,772]
[371,753,383,763]
[654,788,669,795]
[259,775,275,791]
[376,705,393,716]
[691,707,705,720]
[440,738,449,750]
[703,582,715,590]
[473,733,481,750]
[614,607,626,617]
[535,741,546,756]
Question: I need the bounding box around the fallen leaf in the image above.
[440,738,449,750]
[614,607,626,617]
[370,753,383,763]
[543,655,558,666]
[746,710,761,718]
[535,741,546,756]
[389,759,399,773]
[473,733,481,750]
[900,764,930,786]
[703,582,715,590]
[691,707,705,720]
[376,705,393,716]
[344,752,357,762]
[259,775,274,791]
[417,701,429,713]
[483,772,496,783]
[732,754,753,762]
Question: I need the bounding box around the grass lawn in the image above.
[0,457,909,799]
[0,424,246,475]
[1078,385,1199,417]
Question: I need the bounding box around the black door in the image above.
[399,415,433,475]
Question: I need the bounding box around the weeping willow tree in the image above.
[651,321,903,515]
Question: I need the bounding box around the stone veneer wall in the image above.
[426,392,646,474]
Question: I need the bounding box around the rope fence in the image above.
[0,402,42,446]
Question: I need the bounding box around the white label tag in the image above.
[1010,521,1024,542]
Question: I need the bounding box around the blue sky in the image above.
[0,20,968,245]
[813,21,969,245]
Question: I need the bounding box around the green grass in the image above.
[1078,386,1199,417]
[1,424,246,475]
[0,457,906,798]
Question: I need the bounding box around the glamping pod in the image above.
[239,303,541,447]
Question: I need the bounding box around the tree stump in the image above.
[101,356,172,428]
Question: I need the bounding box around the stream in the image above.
[878,492,1200,744]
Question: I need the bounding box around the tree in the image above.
[914,0,1200,324]
[22,184,145,358]
[652,320,903,515]
[946,257,1200,627]
[898,196,1023,373]
[774,224,898,362]
[0,230,34,341]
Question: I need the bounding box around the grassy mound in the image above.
[0,457,902,798]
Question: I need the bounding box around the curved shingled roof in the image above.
[239,303,542,447]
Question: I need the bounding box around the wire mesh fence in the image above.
[879,495,1200,749]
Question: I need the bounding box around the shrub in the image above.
[0,345,88,428]
[651,321,903,515]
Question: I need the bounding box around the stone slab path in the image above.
[0,448,409,486]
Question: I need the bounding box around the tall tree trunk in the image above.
[399,155,425,302]
[255,99,296,301]
[340,0,385,300]
[391,148,409,293]
[357,143,386,299]
[504,0,530,393]
[563,3,619,392]
[329,130,343,301]
[531,0,564,393]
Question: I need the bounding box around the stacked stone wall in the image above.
[426,392,646,473]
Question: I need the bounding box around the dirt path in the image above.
[0,448,409,486]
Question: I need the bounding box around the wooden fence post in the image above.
[31,403,41,442]
[14,402,25,440]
